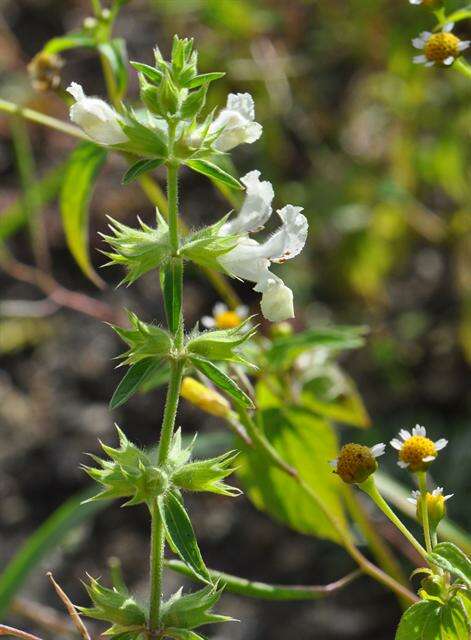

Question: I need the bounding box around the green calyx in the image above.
[82,426,169,507]
[180,215,238,272]
[112,311,174,365]
[101,210,170,285]
[161,583,233,633]
[186,316,257,367]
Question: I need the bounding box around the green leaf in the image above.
[180,84,208,120]
[427,543,471,588]
[60,142,107,286]
[185,160,242,191]
[98,38,128,99]
[112,311,173,365]
[140,361,171,393]
[184,72,225,88]
[0,488,106,617]
[237,406,347,544]
[440,597,471,640]
[122,158,164,185]
[265,326,367,371]
[395,601,441,640]
[110,358,164,409]
[120,110,168,158]
[158,490,211,584]
[190,354,254,408]
[162,584,231,631]
[161,258,183,334]
[130,61,163,85]
[43,32,95,54]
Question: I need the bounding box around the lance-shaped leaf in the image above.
[82,426,168,506]
[101,212,170,285]
[427,542,471,588]
[158,490,211,584]
[183,72,225,89]
[98,38,128,100]
[161,584,232,630]
[189,355,254,409]
[122,158,165,185]
[112,311,173,365]
[79,575,146,638]
[110,358,166,409]
[60,142,107,286]
[186,318,256,366]
[171,450,241,497]
[161,257,183,334]
[130,61,163,85]
[180,215,238,272]
[185,159,242,191]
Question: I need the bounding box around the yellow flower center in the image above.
[215,310,242,329]
[336,443,377,484]
[399,435,436,472]
[424,33,460,63]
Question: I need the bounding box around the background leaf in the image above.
[60,142,107,286]
[110,358,165,409]
[185,160,242,191]
[427,543,471,588]
[98,38,128,99]
[190,354,254,408]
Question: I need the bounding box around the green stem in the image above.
[453,58,471,79]
[148,359,184,632]
[360,477,428,561]
[417,472,433,554]
[0,99,88,141]
[165,559,362,601]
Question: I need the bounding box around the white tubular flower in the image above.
[67,82,128,145]
[390,424,448,472]
[412,23,470,67]
[201,302,249,329]
[210,93,262,152]
[218,178,308,321]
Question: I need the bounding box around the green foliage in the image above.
[158,489,211,584]
[110,358,167,409]
[185,159,242,190]
[237,405,347,544]
[186,319,256,365]
[112,311,173,365]
[189,354,254,408]
[180,215,238,272]
[80,576,147,640]
[42,32,95,54]
[60,142,107,285]
[162,258,183,334]
[427,543,471,589]
[83,427,168,506]
[161,584,232,630]
[171,445,241,497]
[98,38,128,100]
[395,596,471,640]
[119,109,168,158]
[101,212,170,284]
[122,158,165,185]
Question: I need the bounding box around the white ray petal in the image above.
[435,438,448,451]
[398,460,409,469]
[399,429,412,441]
[390,438,403,450]
[371,443,386,458]
[412,425,426,437]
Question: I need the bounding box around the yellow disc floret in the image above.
[215,309,242,329]
[424,32,460,64]
[399,435,436,472]
[336,443,378,484]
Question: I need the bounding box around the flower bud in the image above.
[28,52,64,92]
[260,280,294,322]
[330,442,385,484]
[408,487,453,529]
[181,377,231,418]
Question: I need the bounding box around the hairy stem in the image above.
[417,472,433,554]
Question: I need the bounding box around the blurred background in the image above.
[0,1,470,639]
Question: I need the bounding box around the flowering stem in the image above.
[417,472,433,554]
[453,58,471,79]
[0,99,88,141]
[360,477,428,561]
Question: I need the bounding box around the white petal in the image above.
[443,56,455,66]
[370,443,386,458]
[409,0,422,4]
[261,205,308,263]
[257,277,294,322]
[420,31,432,40]
[67,83,127,145]
[329,459,338,468]
[399,429,412,441]
[425,61,435,67]
[236,305,249,317]
[219,237,271,283]
[213,302,228,316]
[211,93,262,152]
[444,493,454,501]
[398,460,409,469]
[67,82,85,101]
[432,487,443,496]
[407,497,417,504]
[220,170,274,236]
[411,490,421,500]
[412,425,426,436]
[413,55,427,64]
[227,92,255,120]
[435,438,448,451]
[443,23,454,33]
[458,41,470,51]
[412,38,426,50]
[390,438,403,450]
[422,455,436,462]
[201,315,216,328]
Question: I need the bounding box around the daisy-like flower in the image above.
[329,442,385,484]
[201,302,249,330]
[408,487,453,527]
[218,170,308,323]
[209,93,262,152]
[412,23,470,67]
[67,82,128,145]
[407,487,453,506]
[390,425,447,472]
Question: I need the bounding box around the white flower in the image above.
[390,424,447,472]
[329,442,385,484]
[201,302,249,329]
[210,93,262,152]
[217,174,308,322]
[67,82,128,145]
[412,23,470,67]
[407,487,453,506]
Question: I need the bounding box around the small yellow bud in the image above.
[181,377,231,418]
[27,52,64,92]
[409,487,452,528]
[332,442,384,484]
[269,321,294,339]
